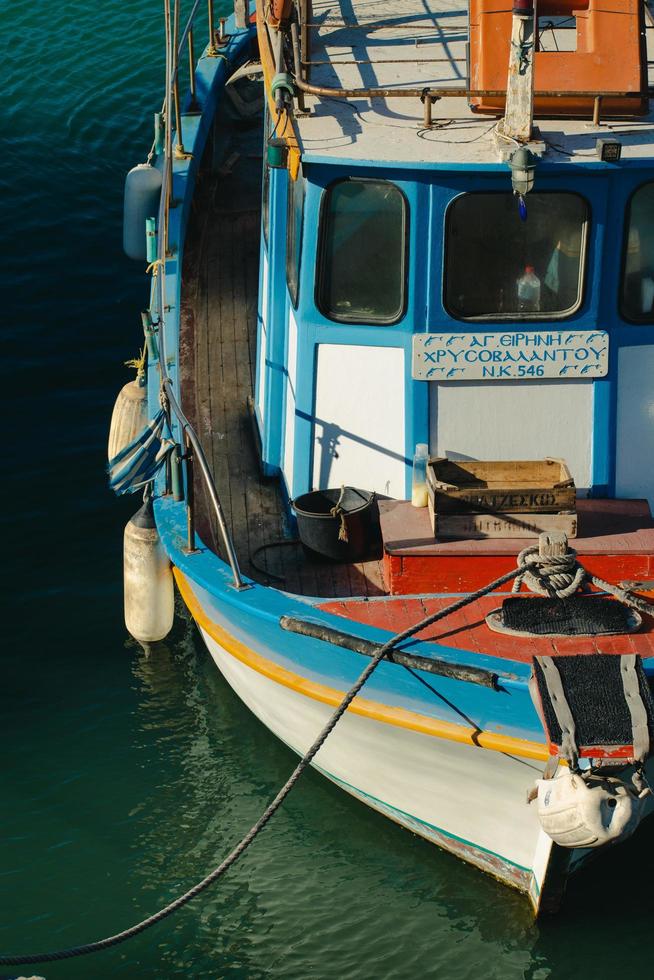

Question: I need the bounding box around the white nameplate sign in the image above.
[412,330,609,381]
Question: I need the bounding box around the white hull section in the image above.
[199,627,553,900]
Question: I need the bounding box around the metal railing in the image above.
[286,0,651,124]
[153,0,248,590]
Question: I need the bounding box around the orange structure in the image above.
[469,0,648,117]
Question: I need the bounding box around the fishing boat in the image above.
[114,0,654,914]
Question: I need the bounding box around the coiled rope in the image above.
[0,565,522,967]
[513,545,654,616]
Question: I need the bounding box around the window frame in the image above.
[316,177,409,326]
[285,166,305,308]
[620,180,654,325]
[443,190,591,323]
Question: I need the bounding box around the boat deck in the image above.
[179,108,385,598]
[291,0,654,167]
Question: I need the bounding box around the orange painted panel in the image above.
[469,0,647,117]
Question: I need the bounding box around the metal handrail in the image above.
[290,23,641,103]
[289,4,651,111]
[154,0,247,590]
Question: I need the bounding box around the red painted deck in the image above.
[379,498,654,595]
[317,595,654,664]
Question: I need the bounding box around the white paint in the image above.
[413,331,609,382]
[616,345,654,508]
[256,252,269,420]
[430,379,593,491]
[200,627,546,893]
[312,345,406,498]
[282,308,298,495]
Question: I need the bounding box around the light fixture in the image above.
[509,146,538,196]
[266,138,288,169]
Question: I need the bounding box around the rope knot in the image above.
[514,545,587,599]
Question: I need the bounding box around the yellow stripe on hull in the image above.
[174,569,549,762]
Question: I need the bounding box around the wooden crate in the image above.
[427,495,577,539]
[427,458,575,514]
[426,458,577,540]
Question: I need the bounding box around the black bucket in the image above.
[292,487,381,563]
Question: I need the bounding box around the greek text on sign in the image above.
[412,331,609,381]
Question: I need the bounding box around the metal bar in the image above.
[593,95,603,126]
[279,616,506,689]
[188,28,196,104]
[300,0,309,83]
[177,0,202,61]
[208,0,216,54]
[184,431,196,552]
[173,0,186,155]
[163,379,247,589]
[303,57,468,65]
[163,0,173,254]
[304,21,467,30]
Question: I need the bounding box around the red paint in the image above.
[317,595,654,664]
[383,552,654,596]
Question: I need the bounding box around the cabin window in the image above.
[317,179,407,324]
[286,168,304,307]
[621,183,654,322]
[445,193,588,320]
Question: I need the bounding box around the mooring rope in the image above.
[0,565,522,967]
[513,546,654,616]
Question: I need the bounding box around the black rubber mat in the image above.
[533,654,654,749]
[502,596,633,636]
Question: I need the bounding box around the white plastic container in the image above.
[411,443,429,508]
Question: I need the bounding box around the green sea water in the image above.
[3,2,654,977]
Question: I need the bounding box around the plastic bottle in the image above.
[411,443,429,508]
[517,265,541,313]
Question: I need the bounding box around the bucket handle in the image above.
[330,485,349,543]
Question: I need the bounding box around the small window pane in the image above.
[445,193,587,320]
[286,170,304,307]
[622,183,654,322]
[318,180,406,323]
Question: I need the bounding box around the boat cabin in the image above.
[252,0,654,514]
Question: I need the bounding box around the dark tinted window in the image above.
[622,183,654,322]
[286,169,304,307]
[317,179,407,323]
[445,193,588,320]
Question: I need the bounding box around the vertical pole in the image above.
[163,0,172,255]
[500,2,535,142]
[593,95,603,127]
[188,28,196,107]
[208,0,216,55]
[300,0,309,82]
[173,0,185,157]
[184,431,196,551]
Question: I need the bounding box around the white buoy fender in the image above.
[123,163,162,261]
[124,500,174,643]
[536,769,645,849]
[108,378,148,462]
